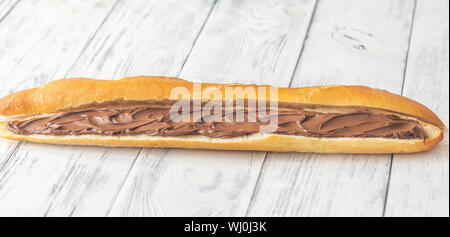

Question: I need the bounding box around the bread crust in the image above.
[0,121,442,153]
[0,76,444,153]
[0,76,444,127]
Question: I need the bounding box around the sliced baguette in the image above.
[0,76,444,153]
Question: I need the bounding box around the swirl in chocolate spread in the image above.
[7,107,425,139]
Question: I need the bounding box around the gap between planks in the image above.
[381,0,418,217]
[0,0,20,24]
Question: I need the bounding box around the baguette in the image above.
[0,76,444,153]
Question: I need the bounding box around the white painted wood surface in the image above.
[0,0,448,217]
[385,0,449,217]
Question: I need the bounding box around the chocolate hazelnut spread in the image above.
[7,107,425,139]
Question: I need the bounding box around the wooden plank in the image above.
[0,0,216,216]
[385,0,449,217]
[247,0,416,217]
[108,0,317,216]
[0,0,118,216]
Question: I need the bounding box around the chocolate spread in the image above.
[7,107,425,139]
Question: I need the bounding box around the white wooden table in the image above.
[0,0,448,217]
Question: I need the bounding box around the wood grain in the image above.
[0,0,447,217]
[247,0,416,217]
[179,0,316,86]
[110,149,265,216]
[0,143,138,216]
[385,0,449,217]
[67,0,215,78]
[108,0,317,216]
[0,139,19,176]
[52,0,216,217]
[0,0,18,22]
[0,0,216,216]
[0,0,115,176]
[0,0,25,203]
[0,0,118,97]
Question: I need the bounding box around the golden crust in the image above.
[0,76,444,127]
[0,121,442,153]
[0,76,444,153]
